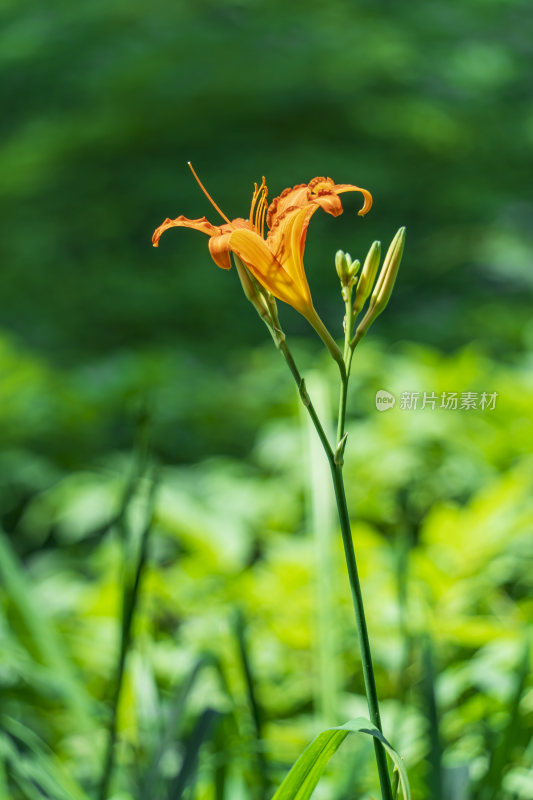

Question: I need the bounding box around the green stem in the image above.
[336,297,355,445]
[278,339,335,462]
[304,305,346,380]
[330,462,392,800]
[278,339,392,800]
[337,374,348,447]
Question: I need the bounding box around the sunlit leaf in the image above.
[271,718,410,800]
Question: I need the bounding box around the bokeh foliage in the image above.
[1,0,532,798]
[1,336,532,798]
[1,0,532,358]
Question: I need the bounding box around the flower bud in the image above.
[336,251,360,302]
[370,226,405,311]
[353,227,405,343]
[348,258,360,278]
[353,240,381,315]
[335,250,350,282]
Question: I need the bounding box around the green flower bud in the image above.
[335,250,350,281]
[370,226,406,311]
[348,258,360,278]
[352,227,406,344]
[336,251,360,302]
[353,240,381,315]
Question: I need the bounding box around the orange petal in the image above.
[208,217,253,269]
[266,183,309,229]
[229,228,311,314]
[312,193,344,217]
[152,215,219,247]
[307,176,333,192]
[229,218,253,231]
[267,177,373,230]
[267,205,314,300]
[332,183,373,216]
[208,232,232,270]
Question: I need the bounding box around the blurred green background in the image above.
[1,1,532,798]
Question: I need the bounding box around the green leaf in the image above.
[141,655,210,799]
[271,717,410,800]
[0,530,95,728]
[0,717,91,800]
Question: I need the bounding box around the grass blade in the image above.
[168,708,220,799]
[0,530,95,727]
[97,469,158,800]
[421,637,444,800]
[141,655,209,799]
[271,718,411,800]
[232,607,269,797]
[476,635,531,800]
[1,717,91,800]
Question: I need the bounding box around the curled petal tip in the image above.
[333,182,373,216]
[357,192,373,217]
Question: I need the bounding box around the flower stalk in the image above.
[276,329,393,800]
[153,169,405,799]
[273,233,406,799]
[233,233,406,800]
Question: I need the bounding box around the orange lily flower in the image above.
[152,165,372,322]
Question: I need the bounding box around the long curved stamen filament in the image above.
[188,162,232,225]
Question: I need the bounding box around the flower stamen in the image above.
[188,162,232,225]
[249,176,268,237]
[258,192,268,238]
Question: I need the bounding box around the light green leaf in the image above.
[271,717,410,800]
